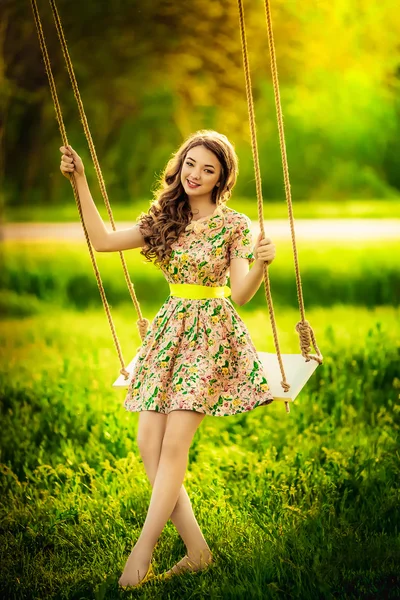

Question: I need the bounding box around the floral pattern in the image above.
[123,204,274,416]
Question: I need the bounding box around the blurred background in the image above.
[0,1,399,598]
[1,0,400,219]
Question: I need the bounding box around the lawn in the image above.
[0,239,399,599]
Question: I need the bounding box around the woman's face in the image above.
[180,145,222,198]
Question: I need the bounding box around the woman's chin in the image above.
[184,185,201,195]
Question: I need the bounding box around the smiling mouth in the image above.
[187,179,201,187]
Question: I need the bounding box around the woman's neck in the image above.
[189,201,217,219]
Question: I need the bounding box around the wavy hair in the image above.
[137,129,239,268]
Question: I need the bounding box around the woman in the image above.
[59,129,276,589]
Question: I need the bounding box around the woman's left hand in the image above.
[254,232,276,265]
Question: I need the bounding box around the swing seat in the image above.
[257,352,320,402]
[112,351,321,403]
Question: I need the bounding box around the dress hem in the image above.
[123,398,274,417]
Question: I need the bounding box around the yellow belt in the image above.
[169,283,231,299]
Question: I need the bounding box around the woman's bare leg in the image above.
[135,411,211,557]
[119,409,207,586]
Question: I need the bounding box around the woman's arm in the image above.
[74,172,145,252]
[230,232,276,306]
[60,145,145,252]
[230,258,263,306]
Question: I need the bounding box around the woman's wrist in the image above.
[252,258,265,271]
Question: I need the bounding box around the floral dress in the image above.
[123,203,274,416]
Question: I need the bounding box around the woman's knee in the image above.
[160,410,205,456]
[136,410,168,454]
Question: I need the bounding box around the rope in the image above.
[262,0,322,366]
[48,0,149,343]
[30,0,137,379]
[237,0,323,413]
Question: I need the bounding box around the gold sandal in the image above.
[156,551,214,581]
[119,560,156,590]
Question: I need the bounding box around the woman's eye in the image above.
[186,161,213,174]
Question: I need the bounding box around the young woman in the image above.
[59,129,276,589]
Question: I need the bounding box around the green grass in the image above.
[4,197,400,223]
[1,239,400,314]
[0,303,399,599]
[1,239,399,598]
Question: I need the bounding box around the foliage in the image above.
[2,0,400,212]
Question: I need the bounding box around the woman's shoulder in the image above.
[221,205,251,226]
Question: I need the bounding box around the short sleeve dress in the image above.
[123,203,274,416]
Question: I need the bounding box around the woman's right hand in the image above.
[59,145,85,178]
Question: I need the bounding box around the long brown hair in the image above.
[137,129,239,268]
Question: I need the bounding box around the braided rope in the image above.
[237,0,323,412]
[30,0,134,379]
[263,0,322,366]
[48,0,149,343]
[237,0,290,412]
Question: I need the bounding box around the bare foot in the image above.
[118,547,153,587]
[164,548,213,577]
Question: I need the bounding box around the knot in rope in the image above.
[280,380,291,392]
[137,317,150,341]
[120,367,130,379]
[295,319,313,358]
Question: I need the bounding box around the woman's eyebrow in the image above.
[186,156,216,169]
